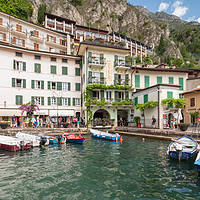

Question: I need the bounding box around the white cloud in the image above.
[197,18,200,23]
[158,2,170,12]
[186,16,196,22]
[171,1,188,18]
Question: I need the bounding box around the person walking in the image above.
[12,115,15,128]
[171,116,175,130]
[37,115,40,128]
[25,117,29,128]
[152,116,156,129]
[14,116,18,128]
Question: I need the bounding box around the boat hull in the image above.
[0,143,20,152]
[49,138,65,144]
[66,138,85,144]
[91,132,120,141]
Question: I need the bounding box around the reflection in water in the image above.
[0,135,200,199]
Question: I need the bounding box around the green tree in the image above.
[155,36,167,57]
[172,58,184,68]
[180,44,188,59]
[70,0,83,7]
[37,4,46,25]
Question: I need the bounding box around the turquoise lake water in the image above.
[0,135,200,200]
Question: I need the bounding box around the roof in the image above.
[76,25,109,33]
[45,13,76,24]
[180,88,200,95]
[133,83,181,94]
[132,66,192,73]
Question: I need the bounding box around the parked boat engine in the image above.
[40,136,47,147]
[57,135,62,142]
[20,141,25,150]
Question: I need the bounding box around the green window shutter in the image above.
[100,72,104,84]
[88,71,92,83]
[125,74,129,81]
[100,54,104,64]
[144,94,148,103]
[31,96,35,104]
[48,81,50,90]
[57,82,62,90]
[144,76,149,88]
[125,56,130,67]
[23,62,26,71]
[88,52,92,63]
[41,81,44,89]
[57,97,62,106]
[76,83,80,91]
[68,98,71,106]
[68,82,71,91]
[114,55,118,67]
[41,97,44,105]
[125,91,129,99]
[23,79,26,88]
[31,80,35,89]
[20,96,23,105]
[34,63,37,72]
[135,75,140,88]
[75,68,80,76]
[167,91,173,99]
[157,76,162,84]
[38,64,41,73]
[169,77,174,84]
[12,78,15,87]
[115,91,118,101]
[73,98,75,106]
[48,97,51,105]
[114,74,118,84]
[62,67,68,75]
[16,96,18,105]
[179,78,184,90]
[79,60,82,69]
[13,60,16,69]
[100,90,104,100]
[83,56,85,64]
[134,97,138,106]
[51,65,56,74]
[90,90,93,99]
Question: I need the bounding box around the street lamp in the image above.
[52,91,63,127]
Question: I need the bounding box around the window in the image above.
[62,82,68,90]
[35,63,41,73]
[49,47,55,52]
[12,78,26,88]
[16,24,22,32]
[75,83,81,91]
[118,92,124,100]
[0,32,6,41]
[93,32,99,38]
[35,97,41,105]
[77,30,83,35]
[62,67,68,75]
[16,52,22,57]
[144,94,148,103]
[51,65,56,74]
[51,82,56,90]
[157,76,162,84]
[16,95,23,105]
[85,31,91,36]
[75,60,80,64]
[106,91,112,100]
[51,57,56,62]
[34,43,39,50]
[135,75,140,88]
[190,98,195,107]
[14,61,23,70]
[179,77,184,91]
[62,98,68,105]
[35,55,41,60]
[134,97,138,106]
[169,77,174,84]
[144,76,149,88]
[93,91,99,99]
[101,34,106,39]
[51,97,57,105]
[75,68,80,76]
[16,79,22,88]
[35,81,41,89]
[92,72,100,83]
[13,37,25,47]
[167,91,173,99]
[75,98,81,106]
[62,58,68,63]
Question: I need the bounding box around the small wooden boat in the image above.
[194,151,200,172]
[0,135,31,151]
[90,129,121,141]
[167,135,199,161]
[16,132,48,147]
[62,132,85,144]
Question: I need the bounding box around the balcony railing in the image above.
[114,80,129,85]
[114,60,131,69]
[11,27,27,38]
[90,98,133,105]
[88,78,105,84]
[45,39,67,49]
[0,22,8,31]
[47,18,54,23]
[30,31,44,43]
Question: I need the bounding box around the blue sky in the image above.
[128,0,200,22]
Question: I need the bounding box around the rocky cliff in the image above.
[30,0,182,58]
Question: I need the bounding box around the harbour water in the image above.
[0,135,200,200]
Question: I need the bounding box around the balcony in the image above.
[11,27,27,38]
[88,77,105,84]
[88,57,106,69]
[115,60,131,70]
[0,22,8,31]
[29,31,44,43]
[114,79,129,85]
[45,39,67,49]
[47,18,54,24]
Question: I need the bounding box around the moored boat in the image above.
[16,132,48,147]
[194,151,200,172]
[49,135,65,144]
[90,129,121,141]
[0,135,31,151]
[62,132,85,144]
[167,135,199,161]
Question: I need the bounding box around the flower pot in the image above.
[0,124,8,129]
[179,125,189,131]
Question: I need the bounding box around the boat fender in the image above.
[119,137,123,142]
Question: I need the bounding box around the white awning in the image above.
[34,110,48,115]
[0,109,22,116]
[49,110,74,116]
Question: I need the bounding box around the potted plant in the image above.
[120,42,125,46]
[0,121,10,129]
[178,123,189,131]
[89,38,93,41]
[100,39,105,43]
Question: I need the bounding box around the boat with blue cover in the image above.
[194,151,200,172]
[49,135,65,144]
[90,129,121,141]
[62,132,85,144]
[167,135,199,161]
